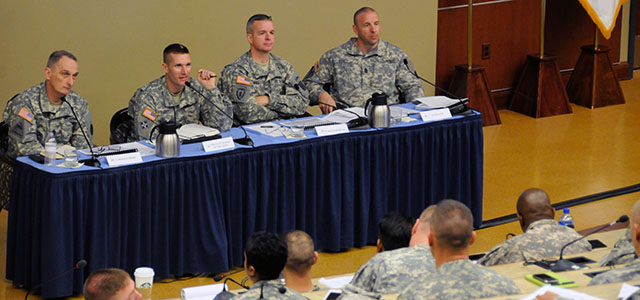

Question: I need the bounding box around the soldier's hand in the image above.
[197,69,217,89]
[319,92,336,114]
[255,95,270,106]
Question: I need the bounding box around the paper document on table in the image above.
[390,106,419,118]
[619,283,640,300]
[414,96,461,108]
[323,107,365,124]
[281,118,337,130]
[177,123,220,139]
[520,285,604,300]
[181,283,228,300]
[318,275,353,289]
[78,142,156,157]
[245,122,284,137]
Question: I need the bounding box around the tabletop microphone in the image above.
[552,215,628,272]
[25,259,87,300]
[213,276,250,300]
[214,268,244,282]
[61,97,101,167]
[402,59,469,115]
[184,81,254,146]
[317,101,368,128]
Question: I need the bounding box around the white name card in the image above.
[316,124,349,136]
[420,108,452,122]
[203,137,235,152]
[106,152,143,167]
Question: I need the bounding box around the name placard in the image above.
[106,152,143,167]
[203,137,235,152]
[316,124,349,136]
[420,108,452,122]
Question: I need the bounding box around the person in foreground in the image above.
[375,211,413,253]
[589,199,640,285]
[397,200,521,300]
[478,188,592,266]
[232,231,306,299]
[128,43,232,141]
[83,268,142,300]
[3,50,93,158]
[302,7,424,113]
[342,206,436,297]
[283,230,319,293]
[219,14,309,125]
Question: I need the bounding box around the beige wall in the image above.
[0,1,438,145]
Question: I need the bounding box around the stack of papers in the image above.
[414,96,464,109]
[177,124,220,140]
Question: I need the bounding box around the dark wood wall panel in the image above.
[436,0,626,109]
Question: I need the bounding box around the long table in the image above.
[6,109,484,298]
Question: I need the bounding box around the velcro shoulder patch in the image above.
[142,108,157,121]
[17,107,34,122]
[236,75,251,86]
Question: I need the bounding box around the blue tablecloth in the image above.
[6,110,483,298]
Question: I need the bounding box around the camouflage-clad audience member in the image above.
[345,207,436,296]
[599,227,636,267]
[3,50,93,158]
[219,14,309,125]
[84,268,142,300]
[398,200,520,300]
[589,200,640,285]
[478,188,592,266]
[283,230,319,293]
[128,43,232,141]
[303,7,424,113]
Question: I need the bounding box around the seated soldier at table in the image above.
[232,231,306,300]
[589,199,640,285]
[283,230,319,293]
[478,188,592,266]
[84,268,142,300]
[342,206,436,297]
[598,227,637,267]
[398,200,520,300]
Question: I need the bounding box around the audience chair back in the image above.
[110,107,134,144]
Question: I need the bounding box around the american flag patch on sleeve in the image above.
[236,76,251,86]
[18,107,34,122]
[142,108,157,121]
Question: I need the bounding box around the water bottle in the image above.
[558,208,575,228]
[44,130,57,166]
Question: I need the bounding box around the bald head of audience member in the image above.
[409,205,437,246]
[283,230,318,293]
[428,200,475,267]
[83,268,142,300]
[516,188,555,231]
[630,200,640,255]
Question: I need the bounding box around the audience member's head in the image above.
[409,205,437,246]
[429,200,475,266]
[83,268,141,300]
[244,231,288,283]
[283,230,318,293]
[630,200,640,254]
[377,211,413,252]
[516,188,555,231]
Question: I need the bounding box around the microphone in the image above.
[25,259,87,300]
[402,59,469,115]
[213,268,244,282]
[213,277,250,300]
[317,101,368,128]
[61,97,100,167]
[552,215,628,272]
[184,81,254,146]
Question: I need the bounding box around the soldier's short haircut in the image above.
[46,50,77,67]
[163,43,189,64]
[246,14,272,34]
[431,200,474,250]
[245,231,288,281]
[283,230,315,275]
[353,7,376,25]
[83,268,130,300]
[378,211,413,251]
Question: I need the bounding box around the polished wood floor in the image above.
[1,72,639,299]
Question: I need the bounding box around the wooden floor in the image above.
[1,72,639,299]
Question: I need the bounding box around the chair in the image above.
[110,108,134,144]
[0,121,13,211]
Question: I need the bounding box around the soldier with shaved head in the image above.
[478,188,592,266]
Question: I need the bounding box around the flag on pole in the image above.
[576,0,628,39]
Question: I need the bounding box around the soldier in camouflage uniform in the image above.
[128,43,232,141]
[589,199,640,285]
[599,227,636,266]
[398,200,520,300]
[283,230,319,293]
[478,188,592,266]
[302,7,424,114]
[3,50,93,158]
[231,231,306,300]
[219,14,309,125]
[347,206,436,295]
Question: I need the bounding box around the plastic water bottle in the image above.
[44,130,57,166]
[558,208,575,228]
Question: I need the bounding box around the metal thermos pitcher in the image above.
[364,92,390,128]
[153,122,180,158]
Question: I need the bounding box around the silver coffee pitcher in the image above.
[151,122,180,158]
[364,92,390,128]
